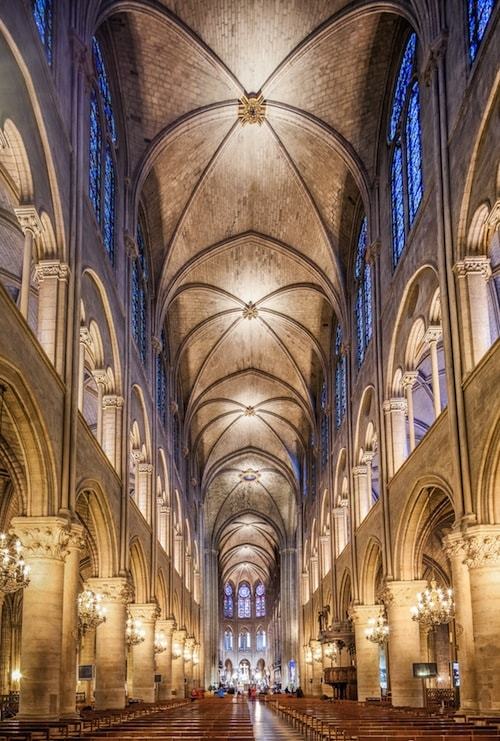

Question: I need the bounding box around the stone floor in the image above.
[248,699,303,740]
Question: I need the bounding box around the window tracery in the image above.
[238,582,251,619]
[389,32,423,266]
[223,582,234,619]
[255,582,265,618]
[131,219,148,364]
[320,380,329,468]
[334,326,346,428]
[89,37,117,263]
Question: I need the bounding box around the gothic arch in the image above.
[75,483,119,578]
[129,537,150,603]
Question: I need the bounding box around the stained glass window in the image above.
[354,217,372,366]
[238,583,251,619]
[239,630,250,650]
[388,32,423,266]
[156,353,167,427]
[131,220,148,364]
[89,36,117,264]
[224,628,233,650]
[32,0,53,65]
[335,326,346,428]
[255,583,266,618]
[468,0,495,61]
[224,583,234,619]
[320,381,328,468]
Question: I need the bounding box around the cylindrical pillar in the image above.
[383,399,408,476]
[402,372,418,453]
[11,517,69,719]
[350,605,382,701]
[172,629,186,697]
[34,261,70,374]
[156,618,175,700]
[184,636,195,696]
[87,577,132,710]
[424,327,442,418]
[463,526,500,711]
[353,464,368,526]
[454,257,492,372]
[60,524,85,717]
[384,580,427,707]
[78,629,96,705]
[129,603,159,703]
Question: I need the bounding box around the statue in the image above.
[318,604,330,634]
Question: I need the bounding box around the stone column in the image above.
[172,629,187,697]
[280,548,299,688]
[93,370,107,446]
[384,580,427,707]
[454,257,492,372]
[156,618,176,700]
[350,605,382,701]
[184,636,195,696]
[78,328,90,412]
[14,207,42,321]
[424,326,443,418]
[443,531,477,711]
[87,577,132,710]
[462,526,500,711]
[33,261,70,375]
[78,629,96,705]
[101,395,123,471]
[309,640,323,696]
[11,516,70,719]
[353,464,369,526]
[129,603,159,703]
[203,548,218,688]
[383,399,408,476]
[60,524,85,717]
[402,372,418,452]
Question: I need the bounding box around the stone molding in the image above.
[453,256,492,280]
[10,516,72,561]
[137,462,153,474]
[34,260,70,284]
[352,464,368,477]
[402,371,419,389]
[462,526,500,569]
[102,394,124,409]
[173,628,187,644]
[424,325,442,344]
[87,576,134,605]
[129,602,161,623]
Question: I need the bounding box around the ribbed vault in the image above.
[100,0,414,587]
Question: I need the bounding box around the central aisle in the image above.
[248,699,303,740]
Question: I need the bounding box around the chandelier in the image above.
[365,613,389,645]
[126,615,145,646]
[0,533,30,594]
[77,590,106,634]
[410,579,455,630]
[154,631,167,654]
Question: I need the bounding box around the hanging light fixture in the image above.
[365,612,389,645]
[410,580,454,630]
[77,590,106,635]
[410,490,455,631]
[126,615,146,646]
[0,388,30,596]
[154,630,167,654]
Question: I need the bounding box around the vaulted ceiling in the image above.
[101,0,408,587]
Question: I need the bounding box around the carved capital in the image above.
[462,526,500,569]
[10,516,71,561]
[442,530,467,560]
[366,239,381,265]
[348,604,381,625]
[424,325,442,345]
[352,464,367,478]
[383,397,407,414]
[422,31,448,86]
[173,628,187,644]
[102,394,124,409]
[454,256,492,280]
[129,602,160,623]
[380,579,427,607]
[402,371,419,390]
[151,335,163,354]
[67,522,86,552]
[34,260,70,284]
[137,462,153,475]
[157,617,176,636]
[124,232,138,259]
[79,326,91,346]
[87,577,134,604]
[14,206,42,236]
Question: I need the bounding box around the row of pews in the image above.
[0,700,188,740]
[0,697,255,740]
[267,698,500,741]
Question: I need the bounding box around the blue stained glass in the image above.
[103,145,115,262]
[406,81,423,224]
[89,92,101,222]
[224,583,233,618]
[136,220,147,277]
[334,327,346,429]
[468,0,495,60]
[355,217,367,280]
[238,583,251,618]
[32,0,53,65]
[335,325,342,355]
[354,217,372,366]
[389,33,416,141]
[391,146,405,265]
[355,289,364,366]
[156,354,167,426]
[320,381,328,468]
[255,583,266,617]
[364,264,373,343]
[92,38,117,143]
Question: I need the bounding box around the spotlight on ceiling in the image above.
[240,469,260,482]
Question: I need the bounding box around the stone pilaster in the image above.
[454,256,493,371]
[14,206,42,321]
[156,618,176,700]
[11,516,71,719]
[349,605,382,701]
[172,629,187,697]
[33,260,70,374]
[129,602,160,703]
[87,577,133,709]
[383,580,427,707]
[101,394,123,471]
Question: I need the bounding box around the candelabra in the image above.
[0,533,30,594]
[154,630,167,654]
[410,579,455,630]
[365,613,389,644]
[126,615,145,646]
[78,590,106,635]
